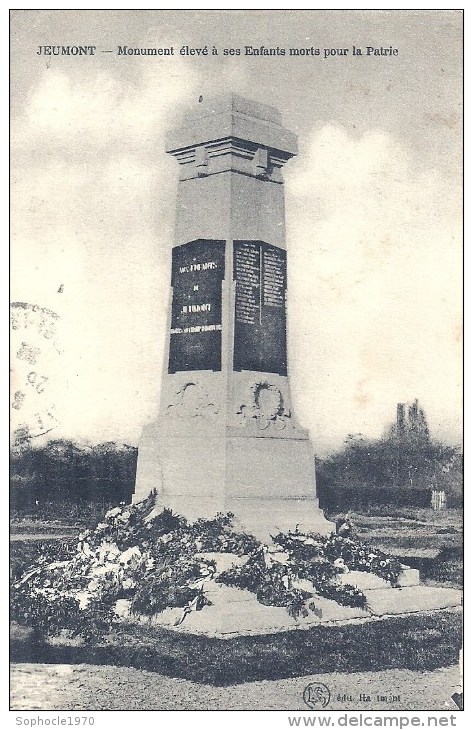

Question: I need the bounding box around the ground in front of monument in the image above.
[10,505,463,712]
[10,663,462,711]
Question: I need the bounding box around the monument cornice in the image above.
[168,136,292,182]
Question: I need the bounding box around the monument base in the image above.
[157,497,333,540]
[134,423,334,538]
[116,574,462,639]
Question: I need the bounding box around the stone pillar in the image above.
[134,94,333,539]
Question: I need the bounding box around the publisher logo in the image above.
[303,682,331,709]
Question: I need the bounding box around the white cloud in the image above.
[286,125,462,453]
[11,57,201,443]
[12,58,199,156]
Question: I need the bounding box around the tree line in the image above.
[10,437,137,510]
[316,401,462,509]
[10,400,462,512]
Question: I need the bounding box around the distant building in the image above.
[393,399,430,440]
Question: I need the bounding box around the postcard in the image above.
[10,9,463,717]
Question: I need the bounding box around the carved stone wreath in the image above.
[165,382,218,420]
[236,380,291,430]
[252,382,284,419]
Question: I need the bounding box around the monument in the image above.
[134,94,333,538]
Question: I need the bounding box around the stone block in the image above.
[203,581,258,605]
[215,601,297,635]
[228,498,334,541]
[169,591,370,636]
[397,565,420,587]
[338,570,391,591]
[365,586,462,617]
[121,585,461,638]
[296,596,369,625]
[292,578,316,592]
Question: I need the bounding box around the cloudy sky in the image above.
[10,9,462,454]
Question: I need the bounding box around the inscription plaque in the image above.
[233,240,287,375]
[169,239,225,373]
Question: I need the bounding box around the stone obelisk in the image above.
[134,94,333,538]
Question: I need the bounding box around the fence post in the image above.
[431,489,447,510]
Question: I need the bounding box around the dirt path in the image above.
[10,533,77,542]
[10,663,461,712]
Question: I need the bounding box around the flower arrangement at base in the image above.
[216,549,313,619]
[11,498,404,639]
[272,529,403,586]
[129,555,214,617]
[10,495,261,641]
[217,544,367,615]
[320,534,403,586]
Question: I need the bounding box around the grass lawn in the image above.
[327,506,463,532]
[11,608,462,686]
